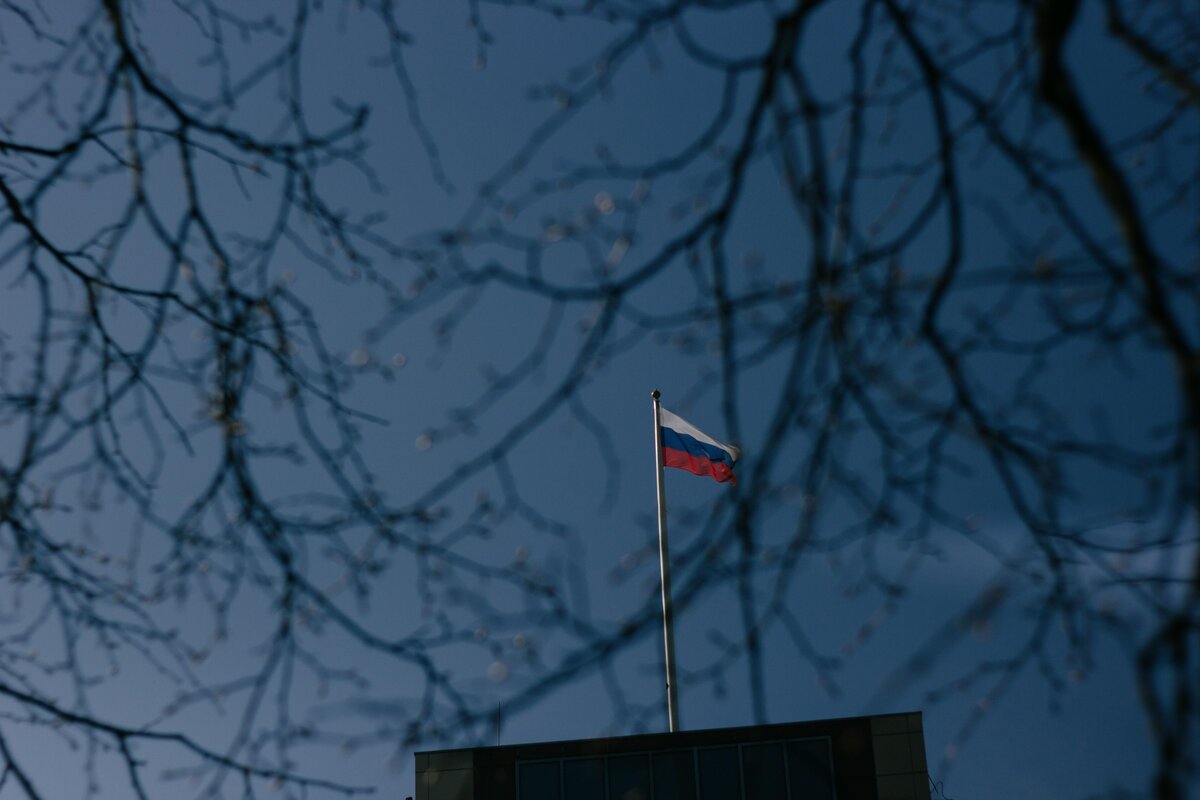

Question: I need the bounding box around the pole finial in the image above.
[651,389,661,400]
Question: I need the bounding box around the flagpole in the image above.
[651,389,681,733]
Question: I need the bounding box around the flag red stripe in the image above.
[663,446,737,484]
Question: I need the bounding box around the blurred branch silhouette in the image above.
[0,0,1196,798]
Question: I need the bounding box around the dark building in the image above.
[414,712,930,800]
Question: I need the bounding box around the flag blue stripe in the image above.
[661,426,735,465]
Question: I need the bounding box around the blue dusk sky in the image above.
[0,1,1195,799]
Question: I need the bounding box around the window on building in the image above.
[608,753,651,800]
[518,760,561,800]
[515,736,832,800]
[563,757,606,800]
[787,741,834,800]
[651,750,696,800]
[742,743,788,800]
[697,747,741,800]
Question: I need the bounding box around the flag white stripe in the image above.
[659,407,741,462]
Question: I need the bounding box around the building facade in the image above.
[414,712,930,800]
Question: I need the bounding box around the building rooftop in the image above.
[414,711,929,800]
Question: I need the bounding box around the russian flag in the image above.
[660,407,741,484]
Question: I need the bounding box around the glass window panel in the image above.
[653,750,697,800]
[742,743,787,800]
[608,754,651,800]
[786,741,833,800]
[563,757,605,800]
[519,760,562,800]
[697,747,741,800]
